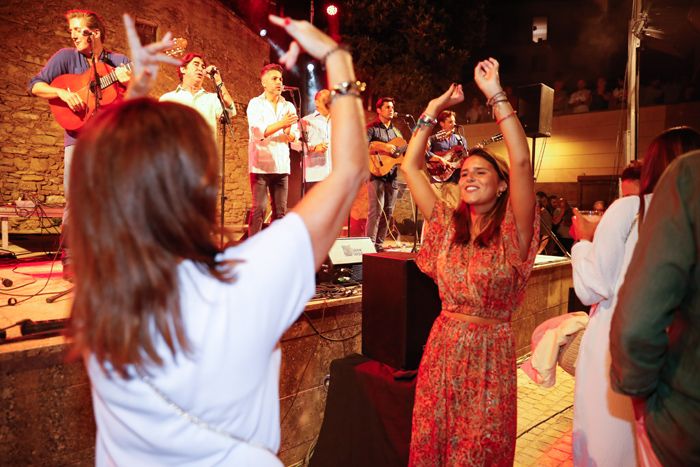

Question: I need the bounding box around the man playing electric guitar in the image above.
[28,9,131,278]
[366,96,404,251]
[426,110,466,208]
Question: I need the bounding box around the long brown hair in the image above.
[68,98,233,377]
[638,126,700,224]
[453,148,510,246]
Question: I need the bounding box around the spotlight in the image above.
[326,4,338,16]
[307,63,315,72]
[259,29,267,37]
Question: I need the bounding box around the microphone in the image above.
[282,85,299,91]
[395,113,413,118]
[1,277,12,287]
[81,29,95,37]
[208,66,218,78]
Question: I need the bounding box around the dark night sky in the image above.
[227,0,699,98]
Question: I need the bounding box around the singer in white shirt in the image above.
[246,63,300,237]
[292,89,332,189]
[160,53,235,135]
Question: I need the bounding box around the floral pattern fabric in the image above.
[409,199,539,466]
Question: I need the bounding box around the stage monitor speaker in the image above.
[318,237,376,283]
[517,83,554,138]
[362,252,442,370]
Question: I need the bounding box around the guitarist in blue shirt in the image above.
[366,97,405,251]
[28,9,130,279]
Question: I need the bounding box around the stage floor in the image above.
[0,240,71,353]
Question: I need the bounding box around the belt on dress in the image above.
[442,310,509,325]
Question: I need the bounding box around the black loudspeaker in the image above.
[517,83,554,138]
[362,252,442,370]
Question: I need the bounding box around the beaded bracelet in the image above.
[412,113,437,132]
[486,91,507,107]
[330,80,366,101]
[496,111,517,125]
[216,82,224,89]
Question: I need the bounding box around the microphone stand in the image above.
[396,114,421,252]
[211,74,233,248]
[285,89,308,199]
[89,35,102,114]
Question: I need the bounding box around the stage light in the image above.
[259,29,267,37]
[307,63,315,72]
[326,4,338,16]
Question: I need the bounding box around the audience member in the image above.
[569,79,592,113]
[402,58,538,465]
[590,77,610,111]
[620,161,642,197]
[552,79,569,115]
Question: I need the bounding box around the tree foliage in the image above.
[342,0,488,114]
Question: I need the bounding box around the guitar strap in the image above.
[101,50,119,68]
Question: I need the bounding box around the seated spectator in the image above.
[593,200,606,213]
[590,77,610,111]
[569,79,592,113]
[465,96,488,124]
[609,77,626,110]
[552,79,569,115]
[640,79,663,106]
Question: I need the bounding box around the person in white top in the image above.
[570,126,700,467]
[68,13,367,466]
[159,52,235,135]
[247,63,300,237]
[292,88,332,190]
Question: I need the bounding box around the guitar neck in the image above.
[98,62,133,90]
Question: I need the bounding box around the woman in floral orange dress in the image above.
[401,59,539,466]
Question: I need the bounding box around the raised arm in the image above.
[401,84,464,219]
[269,16,367,269]
[475,58,535,259]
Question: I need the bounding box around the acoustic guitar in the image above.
[426,132,503,182]
[368,136,408,177]
[49,38,187,131]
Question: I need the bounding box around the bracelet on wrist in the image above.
[322,44,350,64]
[412,113,438,132]
[487,91,507,107]
[216,81,224,89]
[490,99,511,118]
[496,111,517,125]
[330,80,366,102]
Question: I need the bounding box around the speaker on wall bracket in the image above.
[516,83,554,138]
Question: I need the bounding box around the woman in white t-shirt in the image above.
[67,14,367,466]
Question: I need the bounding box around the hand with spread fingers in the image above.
[268,15,339,67]
[123,14,181,98]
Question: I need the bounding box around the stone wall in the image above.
[0,0,269,231]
